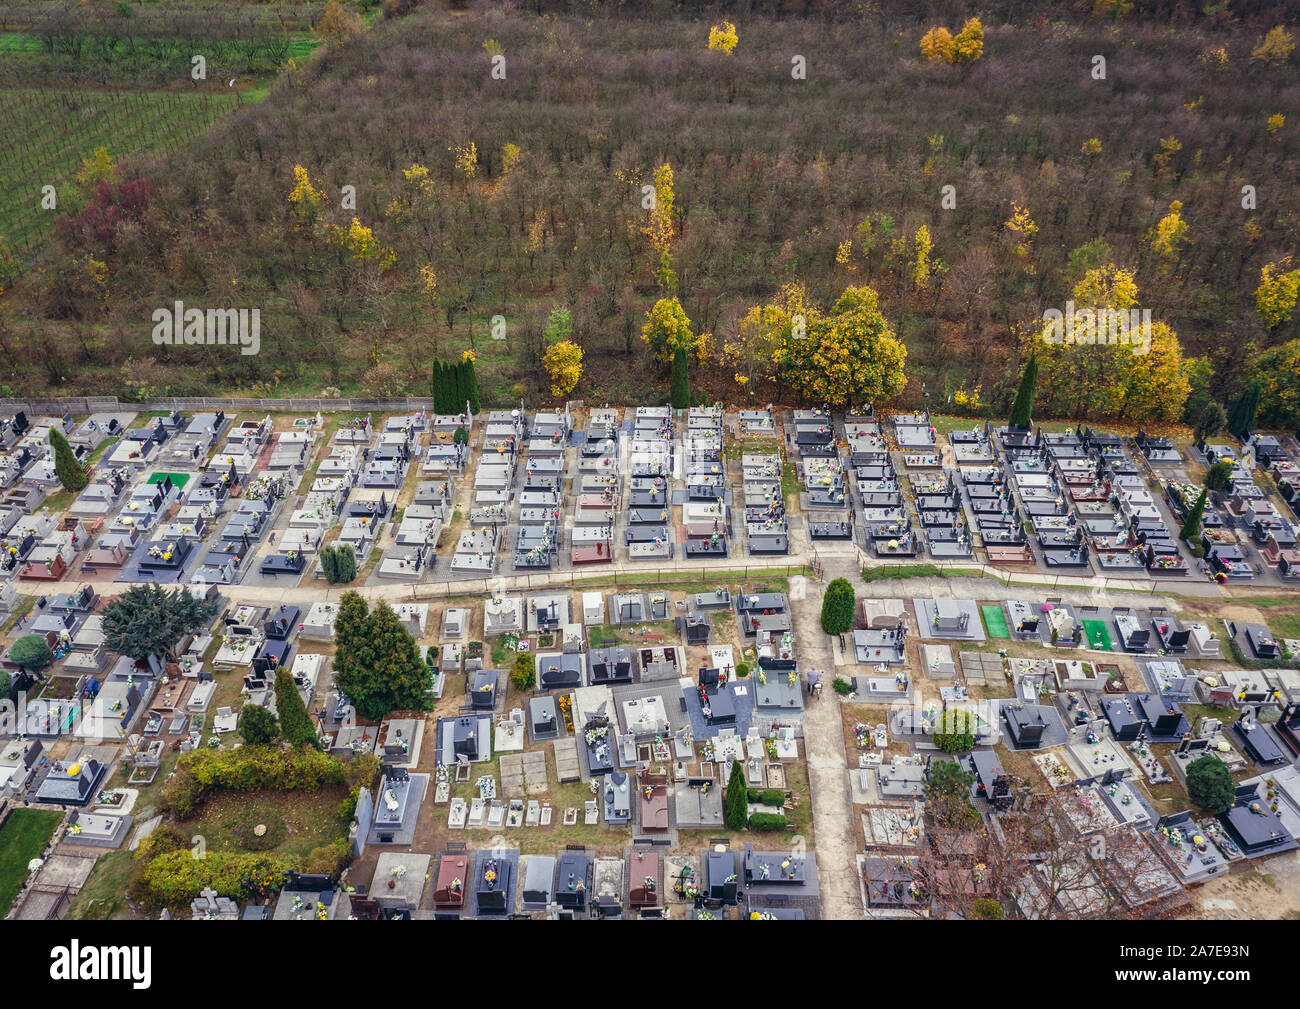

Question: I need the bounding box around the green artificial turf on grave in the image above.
[1081,619,1114,652]
[148,472,191,488]
[980,605,1010,638]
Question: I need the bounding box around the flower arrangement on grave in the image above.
[316,901,328,920]
[585,724,608,746]
[756,666,767,686]
[697,909,715,920]
[644,876,656,891]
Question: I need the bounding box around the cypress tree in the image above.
[1227,385,1261,441]
[1179,487,1208,542]
[337,543,357,582]
[430,359,444,410]
[1008,354,1037,429]
[50,428,88,492]
[275,667,319,748]
[318,544,339,583]
[724,757,748,830]
[669,346,690,408]
[465,357,481,413]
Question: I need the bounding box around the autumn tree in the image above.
[919,27,955,63]
[1035,264,1190,422]
[640,296,696,363]
[707,20,738,55]
[1255,261,1300,329]
[953,19,984,63]
[543,340,583,399]
[780,285,907,407]
[316,1,364,47]
[1251,26,1296,64]
[1149,200,1188,264]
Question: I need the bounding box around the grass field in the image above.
[0,808,63,914]
[0,86,241,255]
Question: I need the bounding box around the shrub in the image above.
[303,839,351,878]
[747,813,788,831]
[968,898,1004,920]
[160,746,347,816]
[1205,460,1233,491]
[510,653,536,691]
[9,634,52,673]
[238,704,280,745]
[735,662,750,678]
[139,850,290,906]
[820,578,855,635]
[932,710,977,754]
[1186,755,1235,814]
[339,789,359,822]
[832,677,853,696]
[746,788,786,806]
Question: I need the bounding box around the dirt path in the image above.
[790,574,861,919]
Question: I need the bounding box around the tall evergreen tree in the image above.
[275,667,320,748]
[1193,402,1227,446]
[337,542,358,582]
[318,544,339,583]
[333,594,431,720]
[464,357,481,413]
[102,583,218,662]
[1008,354,1038,428]
[724,757,748,830]
[669,346,690,408]
[1228,384,1261,440]
[50,428,87,492]
[1179,487,1208,541]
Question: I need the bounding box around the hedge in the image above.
[746,788,786,806]
[161,745,347,817]
[140,850,290,906]
[747,813,789,831]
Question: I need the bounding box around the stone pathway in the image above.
[790,572,861,920]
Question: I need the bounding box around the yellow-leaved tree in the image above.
[1150,200,1188,263]
[919,27,955,63]
[1035,264,1190,422]
[640,297,697,363]
[707,21,738,55]
[953,18,984,62]
[543,341,583,399]
[315,1,363,47]
[1251,26,1296,64]
[779,285,907,407]
[1256,261,1300,329]
[1003,203,1038,263]
[724,282,808,390]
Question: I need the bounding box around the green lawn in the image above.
[1081,619,1114,652]
[0,808,63,914]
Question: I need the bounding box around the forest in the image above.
[0,0,1297,427]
